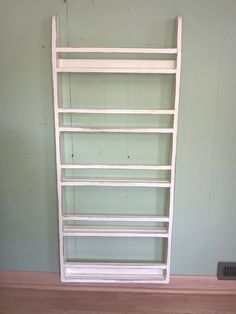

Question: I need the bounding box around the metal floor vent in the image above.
[217,262,236,280]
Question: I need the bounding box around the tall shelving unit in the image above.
[52,16,182,283]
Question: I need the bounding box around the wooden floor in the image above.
[1,288,236,314]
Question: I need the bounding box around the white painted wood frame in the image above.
[51,16,182,284]
[59,127,174,133]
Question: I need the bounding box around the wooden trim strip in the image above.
[56,67,176,74]
[56,47,178,54]
[165,15,182,283]
[58,109,175,115]
[61,178,171,188]
[1,272,236,295]
[58,59,176,70]
[51,15,65,281]
[61,164,172,170]
[59,127,174,133]
[62,215,169,222]
[62,225,168,238]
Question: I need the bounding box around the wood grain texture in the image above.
[0,287,236,314]
[1,272,236,295]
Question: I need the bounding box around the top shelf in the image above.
[52,16,182,74]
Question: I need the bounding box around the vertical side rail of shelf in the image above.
[166,16,182,282]
[52,16,65,281]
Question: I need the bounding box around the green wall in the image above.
[1,0,236,275]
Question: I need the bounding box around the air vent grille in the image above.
[217,262,236,280]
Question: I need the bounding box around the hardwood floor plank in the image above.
[1,288,236,314]
[1,272,236,295]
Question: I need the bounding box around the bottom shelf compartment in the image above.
[63,262,168,283]
[63,236,168,282]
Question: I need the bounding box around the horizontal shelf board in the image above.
[58,108,175,115]
[64,269,164,276]
[63,263,167,282]
[58,59,176,72]
[62,215,169,222]
[62,277,167,283]
[56,47,177,54]
[59,127,174,133]
[64,262,167,269]
[61,178,171,187]
[57,67,176,74]
[63,226,168,238]
[61,164,172,170]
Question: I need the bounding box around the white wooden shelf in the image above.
[62,215,169,222]
[63,225,168,238]
[58,108,175,115]
[61,178,171,188]
[56,47,177,54]
[61,164,172,170]
[59,127,174,133]
[64,262,168,269]
[63,263,167,283]
[56,59,176,74]
[52,15,182,283]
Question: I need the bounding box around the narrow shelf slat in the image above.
[59,59,175,68]
[64,262,168,269]
[61,164,172,170]
[59,127,174,133]
[57,59,176,74]
[56,47,178,54]
[57,67,176,74]
[62,215,169,222]
[62,276,166,283]
[63,225,168,238]
[61,178,171,188]
[58,108,175,115]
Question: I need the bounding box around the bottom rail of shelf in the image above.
[62,263,168,283]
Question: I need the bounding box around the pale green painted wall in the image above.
[0,0,236,275]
